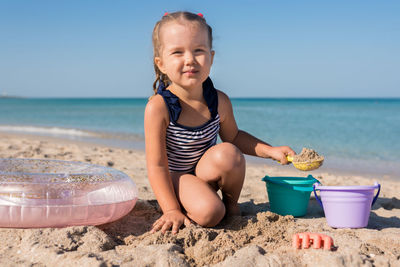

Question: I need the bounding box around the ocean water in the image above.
[1,98,399,179]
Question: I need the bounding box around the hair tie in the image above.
[163,12,169,17]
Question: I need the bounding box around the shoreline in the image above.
[1,130,397,182]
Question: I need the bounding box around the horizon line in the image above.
[2,96,400,100]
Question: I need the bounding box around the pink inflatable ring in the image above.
[0,158,138,228]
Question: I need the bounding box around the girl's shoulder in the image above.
[216,89,230,102]
[215,89,233,121]
[146,94,165,109]
[216,89,232,109]
[145,94,169,124]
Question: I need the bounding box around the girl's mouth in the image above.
[184,70,198,75]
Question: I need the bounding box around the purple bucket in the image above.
[313,182,380,228]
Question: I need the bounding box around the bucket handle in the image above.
[313,182,381,209]
[372,182,381,207]
[313,183,324,208]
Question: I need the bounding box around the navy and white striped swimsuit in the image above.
[157,77,220,173]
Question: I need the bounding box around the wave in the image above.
[0,125,97,137]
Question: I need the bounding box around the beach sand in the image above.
[0,132,399,266]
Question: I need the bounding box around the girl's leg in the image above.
[170,172,226,227]
[195,142,246,215]
[170,142,245,227]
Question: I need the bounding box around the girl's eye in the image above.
[195,49,205,53]
[171,51,182,55]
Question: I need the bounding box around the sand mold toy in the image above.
[313,182,380,228]
[0,158,138,228]
[292,232,334,250]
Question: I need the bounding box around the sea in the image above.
[1,98,399,180]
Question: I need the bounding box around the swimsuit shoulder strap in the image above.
[157,77,219,123]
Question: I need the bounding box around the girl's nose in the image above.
[184,52,196,65]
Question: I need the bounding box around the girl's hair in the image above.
[151,11,213,96]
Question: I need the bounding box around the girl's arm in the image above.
[144,95,190,234]
[217,91,295,164]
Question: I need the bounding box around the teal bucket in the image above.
[261,175,319,217]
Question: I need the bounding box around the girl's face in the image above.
[155,21,214,91]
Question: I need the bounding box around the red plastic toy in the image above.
[292,232,334,250]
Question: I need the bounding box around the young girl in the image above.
[145,11,295,234]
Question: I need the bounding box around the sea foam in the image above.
[0,125,95,137]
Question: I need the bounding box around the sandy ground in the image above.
[0,132,399,266]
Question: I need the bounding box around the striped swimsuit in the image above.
[157,77,220,173]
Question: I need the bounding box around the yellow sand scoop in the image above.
[286,155,324,171]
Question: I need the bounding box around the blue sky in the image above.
[0,0,399,98]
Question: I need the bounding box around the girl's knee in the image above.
[191,199,225,227]
[213,142,245,171]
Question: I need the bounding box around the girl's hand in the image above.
[151,209,191,234]
[268,146,296,165]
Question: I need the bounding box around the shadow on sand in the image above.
[237,196,400,230]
